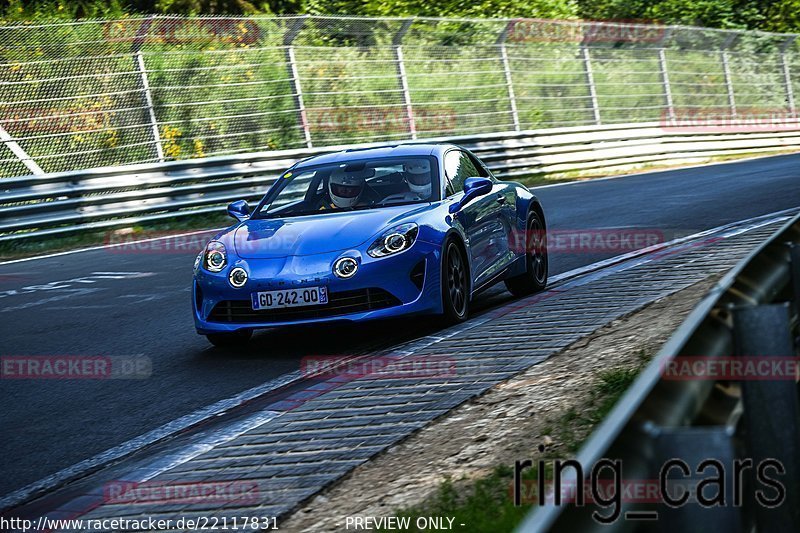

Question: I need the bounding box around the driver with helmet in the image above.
[320,166,378,210]
[403,159,432,199]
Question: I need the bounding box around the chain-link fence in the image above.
[0,15,798,177]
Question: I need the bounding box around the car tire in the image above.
[441,239,470,324]
[505,210,548,296]
[206,329,253,348]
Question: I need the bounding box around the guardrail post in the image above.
[780,37,797,114]
[581,46,601,125]
[790,243,800,316]
[732,303,800,531]
[0,124,44,175]
[393,19,416,140]
[721,35,738,119]
[497,22,521,132]
[284,17,313,149]
[652,427,741,531]
[134,51,164,162]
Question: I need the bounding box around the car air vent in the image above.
[410,259,426,291]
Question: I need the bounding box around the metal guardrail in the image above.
[1,122,799,242]
[518,213,800,532]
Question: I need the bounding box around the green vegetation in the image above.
[2,0,798,33]
[0,15,791,178]
[389,355,650,532]
[388,467,530,532]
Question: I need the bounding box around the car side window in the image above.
[466,152,493,180]
[444,150,482,197]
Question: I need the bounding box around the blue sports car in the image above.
[192,144,547,346]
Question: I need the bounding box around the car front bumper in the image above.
[192,241,442,334]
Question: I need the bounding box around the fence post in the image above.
[721,34,738,119]
[496,21,521,132]
[393,19,416,140]
[131,16,164,162]
[780,36,797,114]
[657,28,675,124]
[284,17,313,149]
[659,49,675,123]
[134,51,164,162]
[581,46,601,125]
[0,124,44,175]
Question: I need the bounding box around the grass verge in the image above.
[387,352,651,532]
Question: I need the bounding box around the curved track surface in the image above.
[1,152,799,497]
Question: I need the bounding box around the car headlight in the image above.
[204,241,227,272]
[193,252,202,271]
[333,257,359,279]
[367,223,419,258]
[229,267,248,288]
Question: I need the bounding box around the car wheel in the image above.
[442,240,470,324]
[206,329,253,348]
[505,210,548,296]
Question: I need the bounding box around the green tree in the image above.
[575,0,800,32]
[303,0,577,18]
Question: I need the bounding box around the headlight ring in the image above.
[368,223,419,258]
[229,267,248,288]
[205,241,227,272]
[333,257,359,279]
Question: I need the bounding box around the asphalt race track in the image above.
[1,152,799,499]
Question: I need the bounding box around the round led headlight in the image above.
[368,223,419,258]
[204,241,227,273]
[229,267,248,288]
[333,257,358,279]
[384,233,408,254]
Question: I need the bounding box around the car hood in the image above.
[233,204,433,259]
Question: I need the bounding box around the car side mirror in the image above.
[227,200,251,222]
[448,177,493,214]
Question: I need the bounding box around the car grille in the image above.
[207,288,401,324]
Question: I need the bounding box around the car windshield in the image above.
[254,156,440,219]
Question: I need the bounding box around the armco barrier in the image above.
[517,213,800,531]
[1,121,800,242]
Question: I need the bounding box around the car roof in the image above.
[294,143,457,169]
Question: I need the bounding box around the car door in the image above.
[444,150,513,288]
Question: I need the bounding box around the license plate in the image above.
[251,286,328,310]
